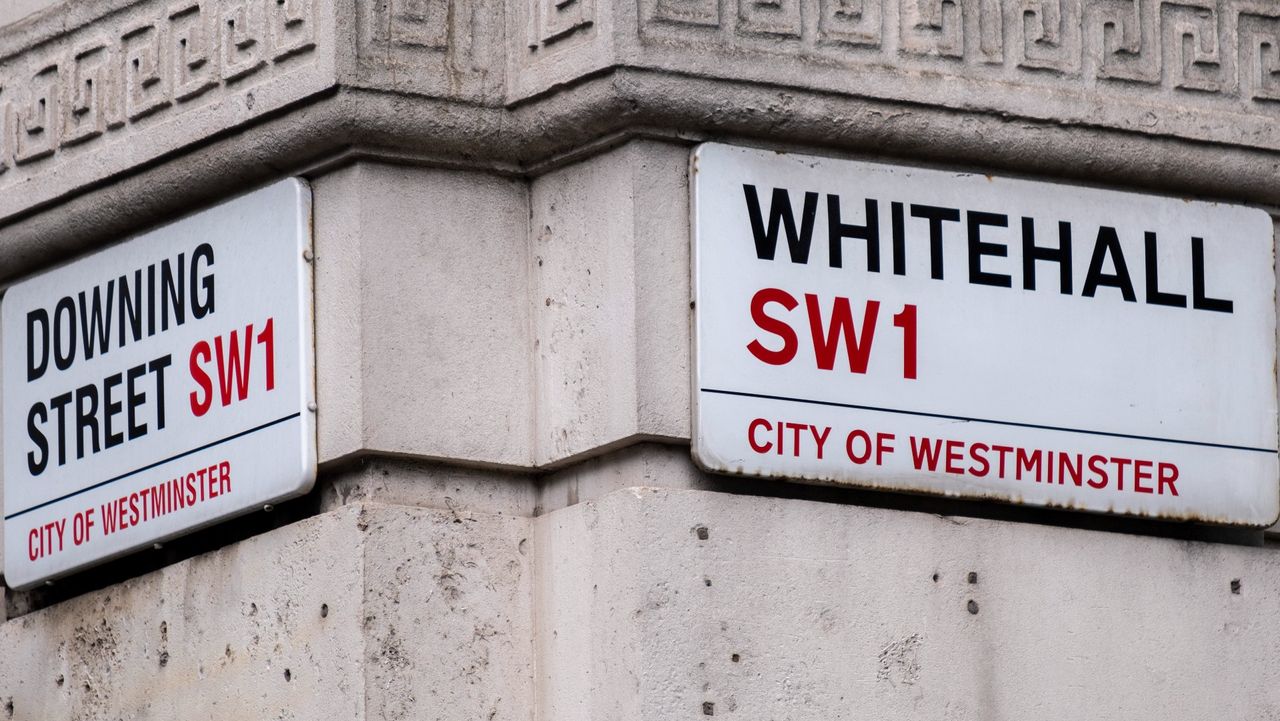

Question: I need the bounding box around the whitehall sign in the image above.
[2,179,317,589]
[692,143,1278,526]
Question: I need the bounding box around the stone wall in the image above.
[1,1,1277,719]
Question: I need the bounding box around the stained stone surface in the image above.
[1,1,1278,719]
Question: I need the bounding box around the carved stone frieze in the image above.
[628,0,1280,106]
[353,0,503,99]
[532,0,1279,157]
[0,0,331,219]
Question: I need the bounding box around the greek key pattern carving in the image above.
[820,0,882,47]
[357,0,500,103]
[528,0,594,48]
[365,0,452,51]
[641,0,1280,107]
[0,0,317,170]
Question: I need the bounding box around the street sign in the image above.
[2,179,316,589]
[692,143,1279,526]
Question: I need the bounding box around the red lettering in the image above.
[786,422,804,457]
[968,443,990,477]
[748,418,772,453]
[1111,457,1132,491]
[1158,463,1179,496]
[805,294,878,373]
[206,464,221,498]
[747,289,798,366]
[847,429,872,464]
[27,520,66,559]
[1059,453,1083,487]
[991,445,1013,477]
[944,440,963,474]
[892,304,917,379]
[189,340,213,416]
[1016,448,1041,482]
[215,325,255,406]
[257,318,276,391]
[875,433,895,465]
[810,425,831,460]
[909,436,942,471]
[101,501,119,534]
[1133,459,1154,494]
[1086,454,1108,489]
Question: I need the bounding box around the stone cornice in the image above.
[0,0,1277,279]
[0,0,336,221]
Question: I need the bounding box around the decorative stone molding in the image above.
[598,0,1280,148]
[0,0,334,219]
[623,0,1280,110]
[0,0,1277,273]
[352,0,504,100]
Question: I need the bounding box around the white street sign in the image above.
[692,143,1278,526]
[2,179,316,589]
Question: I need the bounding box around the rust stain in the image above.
[697,458,1259,526]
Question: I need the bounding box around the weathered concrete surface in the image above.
[0,0,339,226]
[0,0,57,27]
[359,503,533,721]
[312,163,534,468]
[0,503,533,721]
[530,140,691,465]
[309,142,690,470]
[535,486,1280,720]
[537,441,713,514]
[320,457,537,520]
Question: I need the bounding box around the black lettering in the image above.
[1022,218,1073,295]
[53,297,77,371]
[77,281,115,361]
[743,185,819,264]
[1144,232,1188,308]
[192,243,216,318]
[160,254,185,331]
[127,363,148,439]
[827,195,880,272]
[1192,236,1233,313]
[118,269,144,346]
[103,372,125,449]
[49,392,72,467]
[1082,226,1137,303]
[909,205,961,280]
[890,201,906,276]
[26,309,49,382]
[150,355,171,431]
[27,403,48,476]
[967,211,1012,288]
[147,264,158,337]
[75,384,100,460]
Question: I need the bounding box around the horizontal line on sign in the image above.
[5,412,303,521]
[700,388,1277,455]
